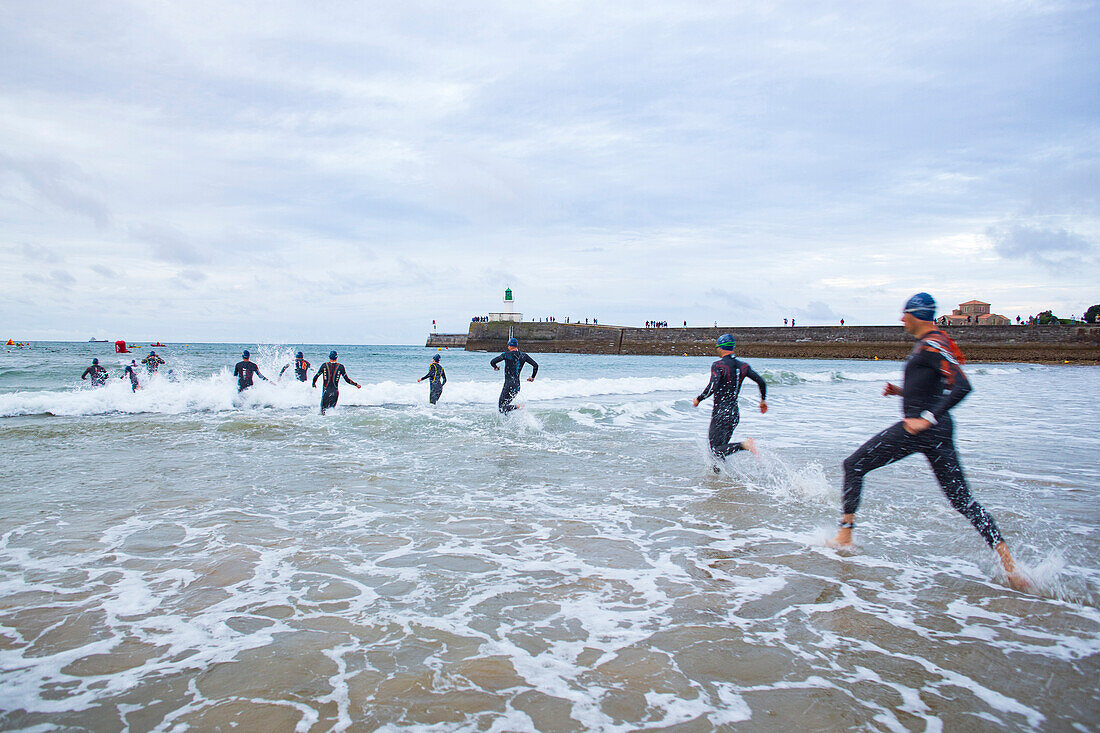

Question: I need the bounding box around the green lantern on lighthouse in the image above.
[504,287,513,302]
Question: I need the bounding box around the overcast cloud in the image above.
[1,1,1097,342]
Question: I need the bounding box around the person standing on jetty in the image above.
[692,334,768,462]
[491,337,538,413]
[312,350,361,414]
[233,350,269,392]
[828,293,1028,590]
[120,360,141,392]
[142,350,165,374]
[81,358,109,386]
[418,353,447,404]
[280,351,311,382]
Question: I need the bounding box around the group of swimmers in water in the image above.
[76,292,1029,590]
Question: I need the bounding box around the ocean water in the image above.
[1,343,1097,731]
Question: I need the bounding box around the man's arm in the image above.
[280,364,290,376]
[233,363,241,378]
[490,354,504,369]
[927,354,971,419]
[339,365,360,387]
[440,366,446,385]
[255,365,268,382]
[524,354,538,379]
[746,367,767,401]
[312,367,321,387]
[82,368,91,380]
[696,366,719,403]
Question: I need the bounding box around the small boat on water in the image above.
[89,338,108,342]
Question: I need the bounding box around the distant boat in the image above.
[89,338,108,342]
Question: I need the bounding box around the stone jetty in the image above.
[427,321,1100,363]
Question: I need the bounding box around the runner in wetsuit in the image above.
[692,334,768,461]
[279,351,311,382]
[490,338,538,413]
[81,358,109,386]
[418,353,447,404]
[233,350,269,392]
[829,293,1028,590]
[120,360,140,391]
[311,350,361,414]
[142,351,165,374]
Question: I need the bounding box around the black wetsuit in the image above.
[82,365,109,386]
[142,355,165,374]
[121,365,140,392]
[421,362,447,404]
[312,361,358,414]
[490,350,538,413]
[233,360,267,392]
[841,330,1004,547]
[697,354,767,457]
[280,358,311,382]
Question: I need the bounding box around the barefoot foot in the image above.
[742,438,758,455]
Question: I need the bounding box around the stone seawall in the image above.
[425,333,467,348]
[463,322,1100,363]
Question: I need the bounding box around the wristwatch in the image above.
[919,410,937,425]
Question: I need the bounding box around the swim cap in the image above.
[92,358,99,365]
[242,350,250,358]
[433,354,440,362]
[296,351,303,358]
[716,334,735,350]
[149,351,156,356]
[507,337,519,347]
[329,350,338,360]
[903,292,936,321]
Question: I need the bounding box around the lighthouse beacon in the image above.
[489,287,523,322]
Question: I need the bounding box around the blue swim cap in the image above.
[903,292,936,321]
[329,350,338,360]
[296,351,303,358]
[149,351,156,357]
[717,333,735,350]
[92,358,99,365]
[433,354,440,361]
[507,337,519,347]
[242,350,250,358]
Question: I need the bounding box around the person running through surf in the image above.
[81,358,109,386]
[233,350,269,392]
[280,351,311,382]
[828,292,1028,590]
[312,350,361,414]
[418,353,447,405]
[490,337,538,413]
[142,351,165,374]
[120,360,141,392]
[692,334,768,462]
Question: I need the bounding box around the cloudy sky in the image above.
[2,1,1097,343]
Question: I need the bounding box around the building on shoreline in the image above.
[939,300,1010,326]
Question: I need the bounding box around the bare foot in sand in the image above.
[1005,571,1031,592]
[826,516,855,549]
[996,542,1032,592]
